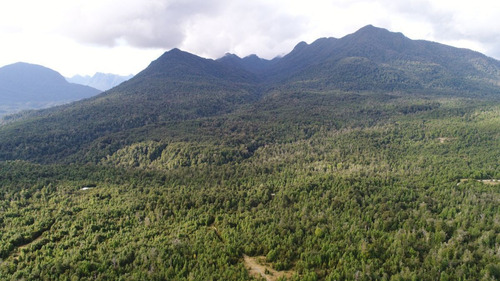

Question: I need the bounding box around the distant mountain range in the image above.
[0,62,101,117]
[0,25,499,163]
[67,73,134,91]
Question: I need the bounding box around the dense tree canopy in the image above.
[0,93,498,280]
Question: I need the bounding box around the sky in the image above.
[1,0,500,77]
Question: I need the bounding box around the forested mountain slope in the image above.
[224,25,500,92]
[0,26,499,280]
[1,26,499,163]
[0,49,260,163]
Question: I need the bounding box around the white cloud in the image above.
[61,0,221,48]
[60,0,308,59]
[179,1,308,59]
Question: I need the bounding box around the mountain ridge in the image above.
[215,25,500,91]
[0,62,101,117]
[0,25,499,163]
[67,72,133,91]
[135,48,258,84]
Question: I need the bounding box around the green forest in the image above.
[0,90,499,280]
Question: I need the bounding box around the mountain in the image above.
[0,49,261,162]
[0,62,101,116]
[221,25,500,92]
[217,53,275,74]
[0,26,499,280]
[1,25,499,163]
[277,25,500,91]
[67,72,134,91]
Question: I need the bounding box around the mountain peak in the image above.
[152,48,200,64]
[67,72,133,91]
[167,47,182,53]
[136,48,210,78]
[0,62,100,116]
[223,53,241,59]
[355,24,391,33]
[243,54,260,59]
[2,61,57,72]
[349,24,407,41]
[133,47,257,85]
[357,24,379,32]
[292,41,309,52]
[242,54,268,63]
[0,62,68,85]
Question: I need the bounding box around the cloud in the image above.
[376,0,500,57]
[63,0,222,48]
[180,1,308,59]
[62,0,307,59]
[57,0,500,60]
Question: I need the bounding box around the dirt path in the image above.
[243,255,295,281]
[211,224,296,280]
[459,179,500,185]
[438,137,452,143]
[477,179,500,185]
[10,234,46,260]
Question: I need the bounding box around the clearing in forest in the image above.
[243,255,295,281]
[437,137,454,143]
[458,179,500,185]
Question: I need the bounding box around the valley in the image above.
[0,26,499,280]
